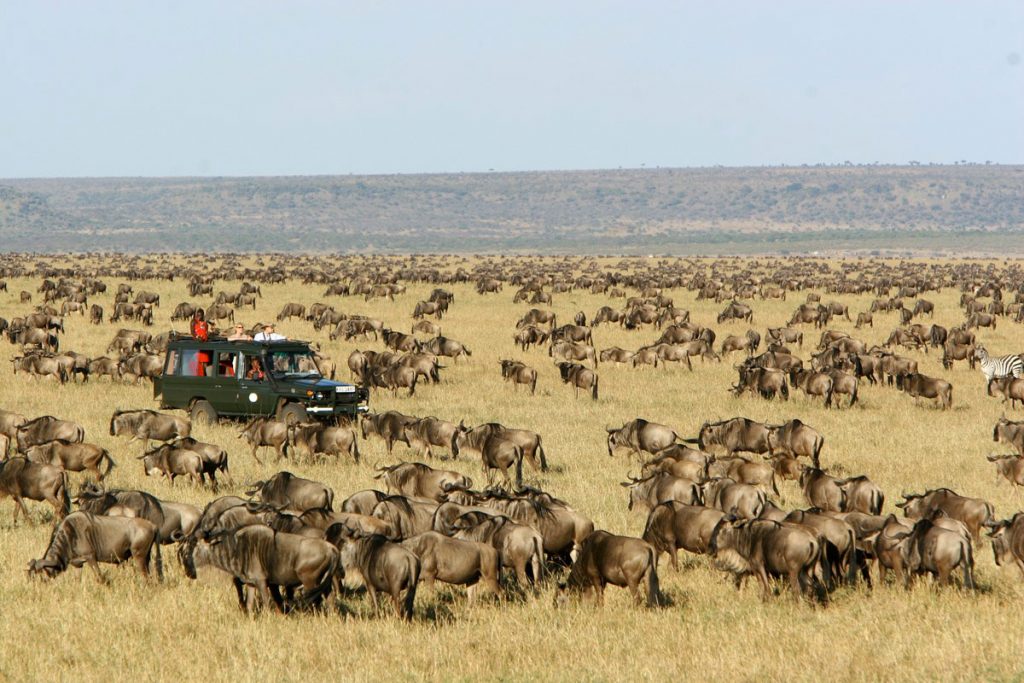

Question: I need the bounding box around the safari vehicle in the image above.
[154,336,368,424]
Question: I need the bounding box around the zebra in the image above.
[975,346,1024,382]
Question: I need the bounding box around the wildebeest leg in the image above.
[134,548,150,579]
[233,578,248,611]
[626,574,642,605]
[86,556,107,584]
[13,495,31,523]
[366,584,381,617]
[256,580,280,613]
[250,444,264,465]
[754,565,773,602]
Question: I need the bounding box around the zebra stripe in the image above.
[976,347,1024,380]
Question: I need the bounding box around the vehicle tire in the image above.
[190,400,218,426]
[278,402,309,425]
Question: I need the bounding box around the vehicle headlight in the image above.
[315,392,325,401]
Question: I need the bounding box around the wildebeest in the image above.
[789,368,834,408]
[360,410,418,454]
[720,330,761,357]
[556,361,598,400]
[549,340,598,368]
[183,525,339,613]
[855,311,873,328]
[987,453,1024,486]
[899,515,975,589]
[556,530,663,607]
[453,422,548,473]
[400,531,501,601]
[799,467,846,512]
[401,417,459,460]
[374,462,472,502]
[371,495,438,539]
[28,511,161,581]
[988,512,1024,579]
[765,419,825,467]
[766,326,803,348]
[993,415,1024,457]
[110,409,191,452]
[695,417,771,457]
[247,471,334,514]
[599,347,635,365]
[838,475,885,515]
[717,301,753,324]
[642,501,726,571]
[621,471,702,512]
[327,524,418,619]
[499,359,538,395]
[423,335,471,362]
[451,511,544,587]
[15,416,85,453]
[11,354,67,384]
[987,377,1024,409]
[25,440,116,482]
[288,422,360,462]
[732,365,789,401]
[139,446,204,486]
[896,488,994,542]
[702,477,767,520]
[239,418,291,463]
[0,457,71,522]
[896,373,952,410]
[708,517,824,602]
[276,302,306,321]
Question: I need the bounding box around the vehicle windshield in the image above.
[266,350,321,377]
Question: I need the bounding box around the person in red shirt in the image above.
[190,309,210,341]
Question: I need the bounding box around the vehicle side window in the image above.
[180,349,214,377]
[165,350,180,376]
[217,352,238,378]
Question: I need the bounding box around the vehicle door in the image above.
[209,350,244,415]
[237,352,278,416]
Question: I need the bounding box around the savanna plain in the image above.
[1,255,1022,683]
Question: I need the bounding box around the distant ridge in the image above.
[2,165,1022,253]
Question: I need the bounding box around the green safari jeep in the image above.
[154,336,369,425]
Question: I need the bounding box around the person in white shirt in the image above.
[253,323,286,341]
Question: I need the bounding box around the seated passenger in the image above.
[246,357,265,380]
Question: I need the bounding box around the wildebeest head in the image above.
[894,491,927,518]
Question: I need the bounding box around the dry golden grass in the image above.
[1,257,1023,682]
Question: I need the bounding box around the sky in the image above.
[1,1,1021,178]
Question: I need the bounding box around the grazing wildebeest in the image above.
[599,347,636,365]
[183,525,339,613]
[896,373,952,410]
[642,501,726,570]
[855,311,873,329]
[896,488,994,542]
[423,335,471,362]
[621,472,702,512]
[25,440,116,482]
[0,457,70,522]
[276,303,306,321]
[708,517,824,602]
[360,410,418,454]
[695,417,771,457]
[373,462,472,502]
[110,409,191,452]
[605,419,677,460]
[789,368,834,408]
[16,416,84,453]
[549,340,598,368]
[631,345,660,368]
[987,453,1024,487]
[556,361,598,400]
[400,531,501,601]
[28,511,161,582]
[766,326,803,348]
[732,365,789,401]
[499,359,538,395]
[720,330,761,357]
[453,422,547,473]
[556,530,663,607]
[988,512,1024,579]
[452,512,544,588]
[591,306,624,326]
[288,422,360,462]
[717,301,753,324]
[248,471,334,514]
[513,325,550,351]
[327,525,418,619]
[402,417,459,460]
[238,418,291,463]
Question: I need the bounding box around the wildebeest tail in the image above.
[646,545,664,607]
[813,436,824,468]
[300,552,338,610]
[403,555,420,620]
[324,487,335,512]
[962,536,975,590]
[152,538,164,582]
[780,381,789,401]
[592,375,598,401]
[849,381,858,407]
[844,529,858,585]
[101,449,117,477]
[514,445,524,487]
[351,437,361,464]
[58,471,71,517]
[531,535,544,585]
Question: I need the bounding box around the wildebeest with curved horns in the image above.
[896,488,994,542]
[692,417,771,457]
[401,531,501,601]
[326,524,418,619]
[0,457,71,522]
[15,415,84,453]
[556,361,598,400]
[373,461,472,502]
[110,409,191,452]
[25,440,116,482]
[182,525,339,613]
[642,501,726,571]
[247,471,334,514]
[28,511,161,582]
[453,422,548,473]
[499,359,538,395]
[360,410,418,454]
[556,530,664,607]
[766,419,825,468]
[239,418,290,463]
[607,419,678,459]
[452,511,544,588]
[988,512,1024,580]
[896,372,952,410]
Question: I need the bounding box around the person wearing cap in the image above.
[227,323,252,341]
[253,323,286,342]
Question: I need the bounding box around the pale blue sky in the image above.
[1,1,1021,177]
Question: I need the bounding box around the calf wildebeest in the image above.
[327,525,418,619]
[896,372,952,410]
[361,410,418,454]
[642,501,726,571]
[29,511,161,582]
[710,456,778,496]
[621,471,702,512]
[556,530,663,607]
[556,361,598,400]
[183,525,339,613]
[452,512,544,587]
[400,531,501,601]
[248,471,334,514]
[374,462,472,502]
[0,457,70,522]
[988,512,1024,580]
[239,418,291,463]
[641,446,709,481]
[110,409,191,452]
[288,422,360,463]
[15,416,85,453]
[25,440,116,482]
[499,359,538,395]
[896,488,994,542]
[694,417,771,457]
[402,417,459,460]
[708,517,824,602]
[606,419,678,459]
